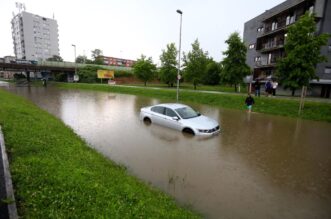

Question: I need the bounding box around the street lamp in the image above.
[71,44,77,78]
[176,9,183,102]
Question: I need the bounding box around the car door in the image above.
[150,106,166,125]
[163,107,182,130]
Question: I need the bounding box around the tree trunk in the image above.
[291,89,295,96]
[144,81,147,86]
[298,86,307,115]
[26,71,30,82]
[234,84,237,92]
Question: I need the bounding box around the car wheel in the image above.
[143,117,152,125]
[182,128,195,135]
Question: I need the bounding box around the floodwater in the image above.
[4,85,331,219]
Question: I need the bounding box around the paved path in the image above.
[117,85,331,103]
[0,127,18,219]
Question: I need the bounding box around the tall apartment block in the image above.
[11,11,60,61]
[244,0,331,97]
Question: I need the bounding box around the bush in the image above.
[114,70,134,78]
[78,65,105,83]
[54,73,67,82]
[14,73,26,79]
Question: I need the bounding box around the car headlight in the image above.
[198,129,209,133]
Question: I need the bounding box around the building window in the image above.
[286,14,296,25]
[325,68,331,74]
[254,56,261,62]
[309,6,314,14]
[249,44,255,49]
[328,45,331,53]
[271,22,278,31]
[257,27,264,32]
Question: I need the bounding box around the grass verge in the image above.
[0,88,200,218]
[121,82,248,93]
[57,82,331,123]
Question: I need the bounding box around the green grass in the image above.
[123,82,248,93]
[57,82,331,123]
[0,89,200,218]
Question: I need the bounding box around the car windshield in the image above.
[175,107,200,119]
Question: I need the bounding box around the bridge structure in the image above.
[0,61,132,81]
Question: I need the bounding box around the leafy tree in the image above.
[47,55,63,62]
[76,55,92,64]
[54,73,67,82]
[91,49,104,65]
[277,12,329,96]
[77,65,105,83]
[183,39,209,89]
[220,32,250,92]
[159,43,178,87]
[133,55,156,86]
[203,59,221,85]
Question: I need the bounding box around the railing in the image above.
[260,41,284,52]
[255,60,277,67]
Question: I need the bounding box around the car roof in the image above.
[154,103,188,110]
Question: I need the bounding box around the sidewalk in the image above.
[0,126,18,219]
[117,85,331,103]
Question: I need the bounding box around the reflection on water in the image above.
[5,86,331,219]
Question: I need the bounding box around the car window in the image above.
[175,107,200,119]
[165,108,177,117]
[151,106,165,115]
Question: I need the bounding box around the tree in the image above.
[78,65,105,83]
[159,43,178,87]
[76,55,92,64]
[133,55,156,86]
[183,39,209,89]
[91,49,104,65]
[47,55,63,62]
[54,73,67,82]
[220,32,250,92]
[203,59,221,85]
[277,12,329,97]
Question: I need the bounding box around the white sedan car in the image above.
[140,103,220,136]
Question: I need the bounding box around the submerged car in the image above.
[140,103,220,136]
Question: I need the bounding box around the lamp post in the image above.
[176,9,183,102]
[72,44,77,79]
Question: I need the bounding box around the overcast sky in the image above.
[0,0,284,64]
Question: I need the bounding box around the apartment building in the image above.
[11,11,60,61]
[102,56,136,67]
[244,0,331,97]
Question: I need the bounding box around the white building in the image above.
[11,11,59,61]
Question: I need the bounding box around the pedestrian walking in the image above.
[272,80,278,96]
[265,80,272,97]
[254,79,261,97]
[245,94,255,113]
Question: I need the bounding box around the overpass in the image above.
[0,61,133,73]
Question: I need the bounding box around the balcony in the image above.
[255,60,277,68]
[259,41,284,53]
[255,55,282,68]
[257,23,287,38]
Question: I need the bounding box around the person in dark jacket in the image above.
[245,94,255,113]
[254,79,261,97]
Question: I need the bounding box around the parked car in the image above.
[140,103,220,136]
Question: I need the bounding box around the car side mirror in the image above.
[172,116,180,121]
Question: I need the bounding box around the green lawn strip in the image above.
[57,82,331,122]
[122,82,247,93]
[0,89,200,218]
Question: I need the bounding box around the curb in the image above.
[0,126,18,219]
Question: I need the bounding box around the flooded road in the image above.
[5,86,331,219]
